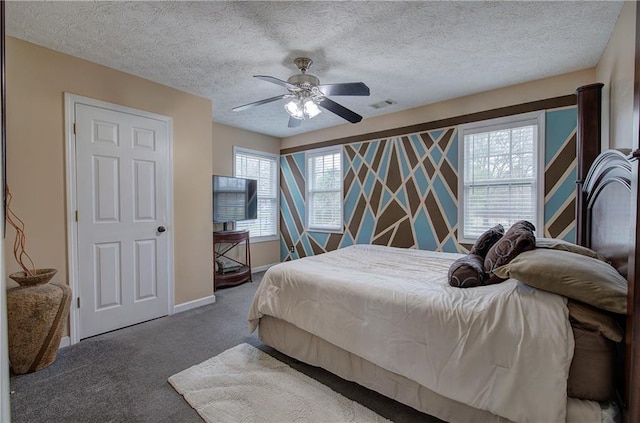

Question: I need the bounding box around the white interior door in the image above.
[75,103,171,339]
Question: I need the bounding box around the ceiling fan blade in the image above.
[254,75,298,90]
[318,98,363,123]
[232,94,291,112]
[288,117,302,128]
[317,82,370,96]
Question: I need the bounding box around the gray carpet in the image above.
[10,272,442,423]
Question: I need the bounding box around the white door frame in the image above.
[64,93,175,345]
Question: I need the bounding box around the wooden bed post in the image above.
[627,3,640,421]
[629,150,640,422]
[575,83,603,247]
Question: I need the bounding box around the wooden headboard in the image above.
[575,83,638,421]
[581,148,633,411]
[583,150,633,277]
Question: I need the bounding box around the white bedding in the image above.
[248,244,575,423]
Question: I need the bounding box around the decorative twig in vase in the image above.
[5,185,56,285]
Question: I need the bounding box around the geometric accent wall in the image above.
[280,107,578,261]
[544,107,578,241]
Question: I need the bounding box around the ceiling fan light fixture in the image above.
[284,99,304,120]
[285,95,322,120]
[303,98,321,118]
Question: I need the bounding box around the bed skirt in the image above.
[258,316,609,423]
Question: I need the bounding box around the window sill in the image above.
[306,227,343,234]
[249,235,279,244]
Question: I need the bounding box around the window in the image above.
[458,111,544,243]
[306,146,343,232]
[233,147,279,242]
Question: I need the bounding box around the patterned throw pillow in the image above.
[448,254,487,288]
[484,220,536,285]
[470,224,505,257]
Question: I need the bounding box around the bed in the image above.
[248,85,636,423]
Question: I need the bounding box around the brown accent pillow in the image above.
[492,249,627,314]
[568,324,616,401]
[470,224,504,257]
[536,238,609,262]
[484,220,536,284]
[448,254,486,288]
[567,300,623,342]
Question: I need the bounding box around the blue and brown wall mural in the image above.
[280,106,578,261]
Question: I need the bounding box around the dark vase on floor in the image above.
[6,269,72,374]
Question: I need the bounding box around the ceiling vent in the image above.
[369,99,397,109]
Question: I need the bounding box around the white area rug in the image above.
[169,343,392,423]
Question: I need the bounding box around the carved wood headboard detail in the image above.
[583,150,633,277]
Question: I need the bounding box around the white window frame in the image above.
[457,111,545,244]
[233,146,279,243]
[305,146,344,233]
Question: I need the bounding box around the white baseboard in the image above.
[59,295,217,348]
[59,336,70,350]
[252,263,278,273]
[173,294,216,314]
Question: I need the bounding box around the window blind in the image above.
[233,147,278,240]
[306,148,342,231]
[462,121,539,240]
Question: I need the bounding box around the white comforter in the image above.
[248,245,574,423]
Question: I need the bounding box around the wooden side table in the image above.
[213,230,252,290]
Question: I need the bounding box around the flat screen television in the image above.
[212,175,257,230]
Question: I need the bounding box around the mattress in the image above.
[258,316,613,423]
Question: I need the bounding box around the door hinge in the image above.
[73,123,77,134]
[75,210,78,222]
[77,297,80,308]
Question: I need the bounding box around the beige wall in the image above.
[5,37,213,305]
[596,1,636,150]
[282,69,596,149]
[212,122,281,268]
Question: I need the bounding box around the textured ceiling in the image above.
[6,1,623,138]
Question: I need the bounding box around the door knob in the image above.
[157,226,166,233]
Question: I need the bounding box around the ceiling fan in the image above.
[232,57,370,128]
